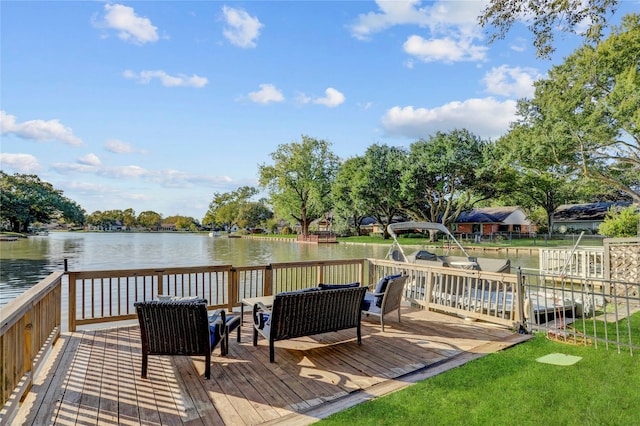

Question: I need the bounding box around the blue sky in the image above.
[1,1,637,221]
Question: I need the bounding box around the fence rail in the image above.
[521,270,639,354]
[0,272,62,422]
[67,259,366,331]
[539,247,606,279]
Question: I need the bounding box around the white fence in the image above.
[539,247,605,279]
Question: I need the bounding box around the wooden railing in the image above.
[368,259,523,329]
[0,271,63,421]
[67,259,366,331]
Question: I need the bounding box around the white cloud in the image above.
[123,70,208,88]
[381,97,517,140]
[98,4,159,45]
[78,153,102,166]
[50,160,233,190]
[403,35,487,63]
[313,88,346,108]
[105,139,133,154]
[0,153,41,173]
[350,1,489,64]
[0,111,83,146]
[222,6,263,48]
[348,0,430,40]
[483,65,541,98]
[248,84,284,104]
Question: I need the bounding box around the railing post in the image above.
[23,308,33,399]
[156,271,164,297]
[516,267,525,332]
[229,268,238,311]
[68,271,77,332]
[264,265,273,296]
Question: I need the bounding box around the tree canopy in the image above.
[400,129,495,229]
[0,171,85,233]
[202,186,260,232]
[258,136,339,236]
[479,0,619,59]
[503,14,640,203]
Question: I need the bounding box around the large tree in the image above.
[331,156,370,236]
[258,136,339,236]
[137,210,162,230]
[503,14,640,203]
[236,200,273,230]
[400,129,496,231]
[350,144,407,239]
[479,0,619,59]
[202,186,259,232]
[0,172,85,233]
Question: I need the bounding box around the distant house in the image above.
[452,207,534,236]
[552,202,633,233]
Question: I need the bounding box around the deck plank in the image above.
[14,307,522,426]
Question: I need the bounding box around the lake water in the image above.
[0,232,538,307]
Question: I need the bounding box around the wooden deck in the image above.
[13,308,530,426]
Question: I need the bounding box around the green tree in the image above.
[237,200,273,230]
[258,135,339,236]
[331,156,369,236]
[479,0,618,59]
[599,204,640,237]
[400,130,493,234]
[164,215,198,231]
[351,144,407,239]
[137,210,162,230]
[123,208,137,229]
[0,171,85,233]
[505,14,640,202]
[203,186,259,232]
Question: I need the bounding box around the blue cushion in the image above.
[278,287,320,296]
[209,320,223,348]
[257,313,270,330]
[208,312,240,348]
[318,282,360,290]
[374,274,402,307]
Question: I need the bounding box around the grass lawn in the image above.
[320,312,640,426]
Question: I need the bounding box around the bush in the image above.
[598,205,639,237]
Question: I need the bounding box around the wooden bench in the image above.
[252,286,367,362]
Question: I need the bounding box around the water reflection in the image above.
[0,232,536,307]
[0,232,389,306]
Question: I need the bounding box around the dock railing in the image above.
[0,272,63,422]
[539,247,606,279]
[67,259,365,331]
[368,258,524,329]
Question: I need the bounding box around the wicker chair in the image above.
[134,299,240,379]
[361,275,408,331]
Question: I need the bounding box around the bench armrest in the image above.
[252,302,272,329]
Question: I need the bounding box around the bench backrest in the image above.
[135,299,210,356]
[269,287,367,341]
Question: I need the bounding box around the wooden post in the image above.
[68,272,77,332]
[264,265,273,296]
[22,309,33,399]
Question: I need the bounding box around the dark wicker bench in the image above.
[252,286,367,362]
[134,299,240,379]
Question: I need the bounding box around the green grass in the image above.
[572,310,640,347]
[320,312,640,426]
